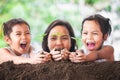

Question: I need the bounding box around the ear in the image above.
[103,34,108,41]
[4,36,11,44]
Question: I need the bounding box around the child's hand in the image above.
[30,51,52,64]
[69,52,77,62]
[69,50,87,63]
[43,51,52,62]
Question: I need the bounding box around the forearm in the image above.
[86,51,98,61]
[13,56,31,64]
[0,52,15,64]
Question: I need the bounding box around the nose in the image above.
[55,38,63,48]
[21,34,27,39]
[87,33,92,39]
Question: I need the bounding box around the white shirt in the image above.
[5,47,30,58]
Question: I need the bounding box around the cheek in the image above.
[81,37,85,43]
[28,36,31,42]
[95,37,103,45]
[47,39,54,50]
[64,40,71,50]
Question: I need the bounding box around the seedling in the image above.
[39,33,47,42]
[51,32,64,37]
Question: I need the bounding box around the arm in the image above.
[0,48,16,64]
[69,45,114,62]
[97,45,114,61]
[0,48,51,64]
[86,45,114,61]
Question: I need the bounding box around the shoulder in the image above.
[0,48,13,64]
[102,45,114,53]
[0,48,11,60]
[0,48,9,53]
[103,45,113,48]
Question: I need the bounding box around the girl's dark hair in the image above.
[3,18,30,37]
[42,19,77,52]
[81,14,112,37]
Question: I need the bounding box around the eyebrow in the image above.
[50,34,69,37]
[14,30,30,33]
[61,35,69,37]
[82,29,100,32]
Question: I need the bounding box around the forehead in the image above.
[83,20,101,31]
[12,24,30,31]
[49,25,69,35]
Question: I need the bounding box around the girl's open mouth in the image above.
[20,43,27,49]
[87,43,95,50]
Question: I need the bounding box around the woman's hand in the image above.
[61,48,70,60]
[50,48,70,61]
[50,48,62,61]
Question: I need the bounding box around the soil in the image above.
[0,61,120,80]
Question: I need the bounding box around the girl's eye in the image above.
[26,32,30,34]
[93,33,98,35]
[82,32,87,35]
[16,33,21,35]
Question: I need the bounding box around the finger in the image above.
[62,48,70,54]
[52,54,61,59]
[69,52,76,58]
[43,51,50,55]
[37,50,44,54]
[50,51,61,55]
[39,54,47,58]
[75,56,87,61]
[76,53,84,57]
[76,49,84,53]
[61,50,69,56]
[50,48,56,53]
[54,57,62,61]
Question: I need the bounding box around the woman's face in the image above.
[82,20,105,52]
[47,25,71,51]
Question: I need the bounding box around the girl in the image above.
[69,14,114,62]
[0,18,51,64]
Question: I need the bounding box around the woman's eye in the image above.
[51,37,56,40]
[62,37,68,40]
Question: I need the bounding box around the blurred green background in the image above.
[0,0,120,57]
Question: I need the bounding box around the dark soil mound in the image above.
[0,61,120,80]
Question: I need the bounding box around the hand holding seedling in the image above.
[38,51,52,62]
[61,48,70,60]
[69,50,87,63]
[50,48,70,61]
[30,51,52,64]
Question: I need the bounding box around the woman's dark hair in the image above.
[2,18,30,37]
[42,19,77,52]
[81,14,112,37]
